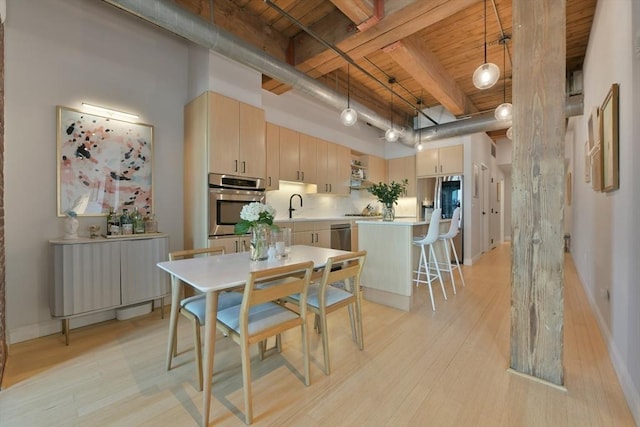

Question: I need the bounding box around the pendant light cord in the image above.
[483,0,488,63]
[503,40,506,102]
[347,64,351,108]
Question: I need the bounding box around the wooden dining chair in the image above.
[285,250,367,375]
[215,261,314,425]
[166,246,243,391]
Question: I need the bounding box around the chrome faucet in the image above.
[289,193,303,219]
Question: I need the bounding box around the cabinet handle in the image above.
[329,184,332,192]
[242,161,246,173]
[434,165,437,173]
[315,233,319,242]
[235,241,238,252]
[311,233,315,244]
[268,176,272,186]
[325,184,328,192]
[235,160,238,172]
[297,171,300,180]
[301,171,304,181]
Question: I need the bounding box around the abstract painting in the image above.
[57,106,154,217]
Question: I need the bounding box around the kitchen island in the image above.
[357,218,449,311]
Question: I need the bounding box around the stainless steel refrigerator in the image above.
[418,175,463,260]
[435,175,463,260]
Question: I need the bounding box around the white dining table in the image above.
[157,244,351,426]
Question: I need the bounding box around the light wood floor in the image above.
[1,244,635,426]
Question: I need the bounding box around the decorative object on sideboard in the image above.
[89,225,101,239]
[63,210,79,240]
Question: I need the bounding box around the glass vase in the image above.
[382,203,395,221]
[250,224,269,261]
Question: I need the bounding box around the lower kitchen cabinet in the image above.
[292,220,332,248]
[50,234,170,341]
[209,235,251,253]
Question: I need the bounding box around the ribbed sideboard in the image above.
[49,233,169,344]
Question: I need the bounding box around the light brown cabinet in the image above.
[416,145,463,177]
[317,139,350,195]
[387,155,416,197]
[265,123,280,190]
[209,235,250,254]
[208,92,266,178]
[184,92,266,249]
[293,220,332,248]
[279,128,317,183]
[364,154,387,184]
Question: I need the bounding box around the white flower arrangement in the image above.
[234,202,277,234]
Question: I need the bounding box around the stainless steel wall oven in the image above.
[209,173,265,237]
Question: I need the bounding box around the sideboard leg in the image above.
[62,319,70,346]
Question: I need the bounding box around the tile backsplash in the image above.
[266,181,417,220]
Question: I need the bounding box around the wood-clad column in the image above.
[0,20,6,387]
[510,0,566,386]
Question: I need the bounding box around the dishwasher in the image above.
[330,223,351,251]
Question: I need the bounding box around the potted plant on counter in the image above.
[367,179,408,221]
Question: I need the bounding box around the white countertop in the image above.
[275,215,415,223]
[356,217,451,226]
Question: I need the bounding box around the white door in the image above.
[481,164,491,253]
[489,175,500,249]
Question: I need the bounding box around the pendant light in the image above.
[414,109,423,151]
[340,64,358,126]
[385,90,400,142]
[506,126,513,140]
[472,0,500,90]
[494,36,513,121]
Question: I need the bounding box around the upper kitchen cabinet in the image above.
[208,92,266,178]
[416,145,463,177]
[317,139,350,195]
[265,123,280,191]
[388,155,416,197]
[279,127,317,184]
[364,154,387,184]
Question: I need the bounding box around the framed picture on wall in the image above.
[600,83,619,192]
[57,106,154,217]
[591,145,602,192]
[473,163,479,198]
[584,141,591,183]
[587,105,599,151]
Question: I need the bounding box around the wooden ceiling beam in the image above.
[266,0,477,98]
[298,0,478,77]
[383,36,478,116]
[330,0,384,32]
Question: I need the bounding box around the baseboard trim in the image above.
[507,368,568,392]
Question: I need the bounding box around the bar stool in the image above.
[438,207,465,294]
[413,208,446,311]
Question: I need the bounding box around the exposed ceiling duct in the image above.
[101,0,584,147]
[419,95,583,143]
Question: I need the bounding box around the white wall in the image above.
[4,0,189,342]
[1,0,407,343]
[570,0,640,422]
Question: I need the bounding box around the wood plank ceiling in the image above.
[172,0,597,142]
